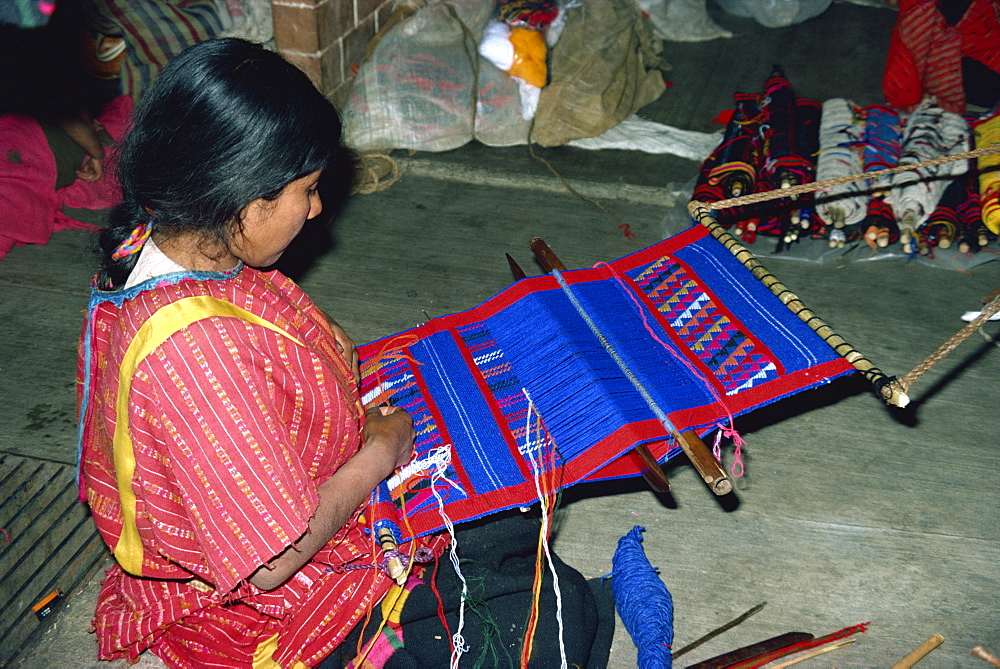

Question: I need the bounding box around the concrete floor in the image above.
[4,2,999,667]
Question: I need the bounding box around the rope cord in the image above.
[351,151,403,195]
[690,143,1000,406]
[898,294,1000,392]
[527,141,635,238]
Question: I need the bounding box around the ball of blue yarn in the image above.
[611,525,674,668]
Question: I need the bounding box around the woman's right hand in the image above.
[362,404,415,473]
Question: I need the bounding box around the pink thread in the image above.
[39,1,57,15]
[594,261,746,477]
[0,527,10,546]
[714,422,746,477]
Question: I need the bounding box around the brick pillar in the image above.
[272,0,397,102]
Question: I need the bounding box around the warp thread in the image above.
[610,526,674,669]
[597,261,746,477]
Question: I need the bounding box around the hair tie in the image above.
[111,220,153,260]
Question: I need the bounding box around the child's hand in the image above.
[75,154,103,182]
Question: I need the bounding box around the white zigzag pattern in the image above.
[725,362,777,396]
[473,349,504,366]
[361,373,415,405]
[670,292,711,330]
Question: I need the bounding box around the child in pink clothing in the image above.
[0,95,131,259]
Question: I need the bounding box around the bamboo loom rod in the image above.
[686,204,908,407]
[687,141,1000,408]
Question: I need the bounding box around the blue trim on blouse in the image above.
[76,264,244,491]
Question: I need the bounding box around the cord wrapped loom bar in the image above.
[687,201,909,407]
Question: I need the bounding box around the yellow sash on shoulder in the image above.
[112,295,302,575]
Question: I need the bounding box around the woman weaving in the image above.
[77,39,609,667]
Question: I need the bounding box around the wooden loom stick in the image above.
[686,632,814,669]
[971,645,1000,667]
[891,633,945,668]
[672,601,767,659]
[524,239,676,494]
[687,203,909,408]
[506,253,527,280]
[527,237,734,496]
[376,526,406,585]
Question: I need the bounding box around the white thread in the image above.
[389,445,463,493]
[522,390,568,669]
[428,445,469,668]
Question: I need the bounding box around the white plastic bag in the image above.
[635,0,732,42]
[714,0,832,28]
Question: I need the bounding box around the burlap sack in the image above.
[532,0,670,147]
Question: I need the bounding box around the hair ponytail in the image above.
[95,200,152,289]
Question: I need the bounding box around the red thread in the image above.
[0,527,10,545]
[428,555,454,655]
[618,223,635,240]
[731,622,870,669]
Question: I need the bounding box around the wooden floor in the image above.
[2,2,998,667]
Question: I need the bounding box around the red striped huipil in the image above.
[78,266,424,667]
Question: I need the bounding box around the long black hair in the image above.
[96,38,342,289]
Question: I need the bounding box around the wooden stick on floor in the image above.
[769,638,857,668]
[971,645,1000,667]
[891,634,945,669]
[527,237,733,496]
[673,601,767,659]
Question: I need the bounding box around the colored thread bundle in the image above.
[859,104,902,188]
[890,98,970,239]
[520,390,566,669]
[815,97,866,228]
[610,526,674,669]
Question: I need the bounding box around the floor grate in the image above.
[0,453,107,666]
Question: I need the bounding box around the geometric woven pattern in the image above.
[629,257,778,395]
[455,321,536,458]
